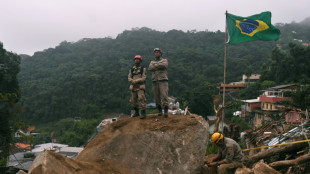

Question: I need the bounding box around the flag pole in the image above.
[221,11,228,132]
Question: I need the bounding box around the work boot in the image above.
[164,106,168,118]
[157,106,162,116]
[132,108,140,117]
[140,110,146,119]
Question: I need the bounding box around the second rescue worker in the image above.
[148,48,169,117]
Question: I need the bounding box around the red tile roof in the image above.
[259,95,291,103]
[28,125,36,132]
[15,143,31,149]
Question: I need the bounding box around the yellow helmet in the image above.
[211,132,224,143]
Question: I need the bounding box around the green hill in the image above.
[17,19,310,124]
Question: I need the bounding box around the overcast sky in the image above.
[0,0,309,55]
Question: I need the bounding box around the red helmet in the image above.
[134,55,142,61]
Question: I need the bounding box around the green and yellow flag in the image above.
[226,11,280,44]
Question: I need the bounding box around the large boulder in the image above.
[78,114,209,174]
[27,114,209,174]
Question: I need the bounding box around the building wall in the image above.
[259,95,291,103]
[261,102,277,111]
[285,112,301,124]
[241,102,260,118]
[249,103,261,112]
[254,113,271,127]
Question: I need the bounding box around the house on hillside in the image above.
[13,143,31,153]
[218,83,246,93]
[270,84,299,91]
[240,84,299,127]
[229,74,261,86]
[15,126,40,140]
[218,74,261,98]
[253,87,292,127]
[241,97,261,124]
[242,74,261,84]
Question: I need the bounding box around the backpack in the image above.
[131,66,144,78]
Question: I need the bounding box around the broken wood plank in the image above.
[244,141,308,166]
[270,153,310,168]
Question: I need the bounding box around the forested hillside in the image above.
[0,43,21,165]
[18,19,310,125]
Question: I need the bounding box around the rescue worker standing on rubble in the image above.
[207,132,243,174]
[148,48,169,117]
[128,55,147,119]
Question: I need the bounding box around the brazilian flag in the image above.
[226,11,280,44]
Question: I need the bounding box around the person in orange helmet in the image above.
[207,132,243,174]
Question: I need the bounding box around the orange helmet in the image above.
[211,132,224,144]
[134,55,142,61]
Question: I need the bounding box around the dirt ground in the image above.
[111,113,199,132]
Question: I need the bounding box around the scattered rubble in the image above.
[201,118,310,173]
[241,120,310,173]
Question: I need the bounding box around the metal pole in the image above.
[221,11,228,132]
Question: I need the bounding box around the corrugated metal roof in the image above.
[241,97,260,103]
[264,122,308,147]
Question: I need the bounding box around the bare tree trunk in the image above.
[213,105,222,133]
[213,103,234,133]
[244,141,308,167]
[270,153,310,168]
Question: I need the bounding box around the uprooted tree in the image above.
[213,96,236,133]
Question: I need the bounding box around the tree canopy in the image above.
[17,20,310,126]
[0,42,21,166]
